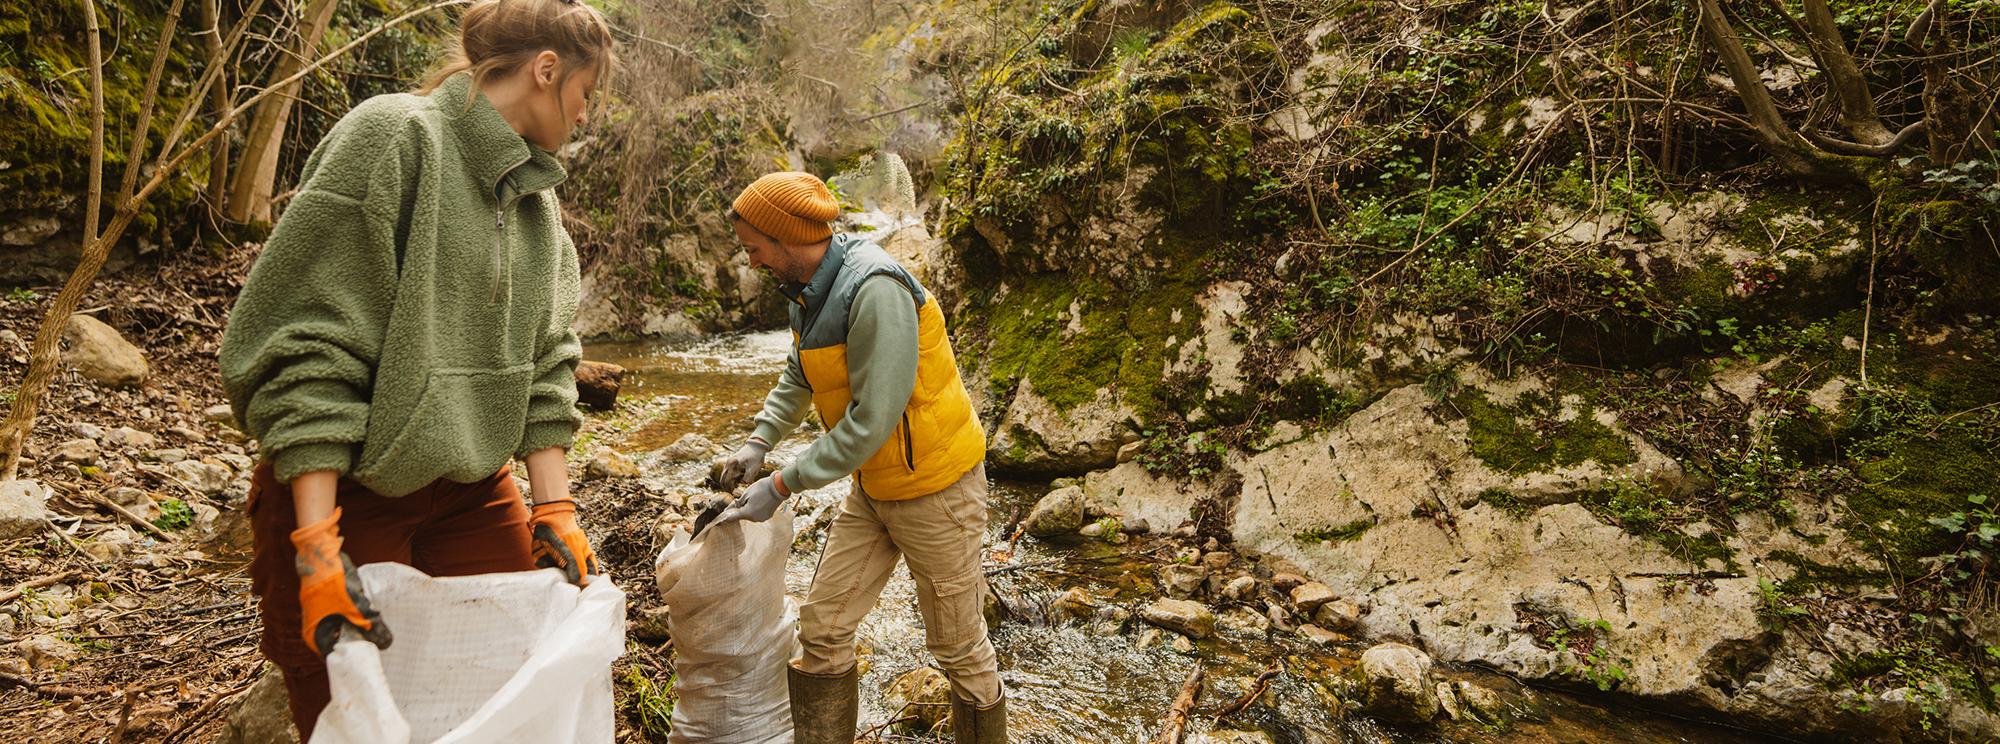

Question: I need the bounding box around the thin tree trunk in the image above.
[225,0,341,224]
[1693,0,1826,176]
[1797,0,1893,145]
[201,0,231,213]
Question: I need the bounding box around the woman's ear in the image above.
[534,50,561,88]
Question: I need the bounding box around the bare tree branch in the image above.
[1802,118,1927,156]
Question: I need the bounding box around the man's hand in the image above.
[709,439,771,491]
[713,474,787,527]
[531,499,600,587]
[292,507,392,655]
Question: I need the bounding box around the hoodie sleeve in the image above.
[218,103,417,483]
[517,213,584,458]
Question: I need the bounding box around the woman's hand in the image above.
[524,448,597,586]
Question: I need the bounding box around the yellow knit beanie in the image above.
[731,172,839,245]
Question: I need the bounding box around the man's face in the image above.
[736,219,802,283]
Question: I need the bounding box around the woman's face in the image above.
[525,57,598,151]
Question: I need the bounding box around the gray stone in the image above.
[104,426,156,449]
[68,422,105,440]
[1199,551,1235,571]
[1139,598,1217,640]
[1354,642,1441,725]
[1313,598,1367,633]
[1222,575,1259,602]
[1298,624,1344,646]
[61,314,148,387]
[1217,607,1270,635]
[1079,520,1109,538]
[82,527,135,561]
[1116,440,1145,464]
[203,403,238,427]
[105,487,155,520]
[170,460,231,496]
[584,450,640,480]
[659,433,718,462]
[213,453,254,474]
[1051,587,1097,622]
[144,448,187,464]
[189,502,220,537]
[1289,581,1336,612]
[217,666,301,744]
[1453,681,1509,724]
[1159,564,1209,599]
[0,480,50,539]
[55,438,100,465]
[1023,486,1087,537]
[1171,634,1197,654]
[2,214,61,246]
[16,634,78,671]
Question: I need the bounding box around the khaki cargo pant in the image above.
[795,462,1002,706]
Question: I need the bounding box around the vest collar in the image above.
[780,233,854,312]
[430,73,567,205]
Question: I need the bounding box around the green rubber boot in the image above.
[949,692,1007,744]
[787,664,858,744]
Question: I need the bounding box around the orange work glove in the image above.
[531,499,599,587]
[291,507,392,655]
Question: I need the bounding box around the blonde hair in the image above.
[419,0,616,95]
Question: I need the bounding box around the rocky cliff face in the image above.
[930,0,2000,739]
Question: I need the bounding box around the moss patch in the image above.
[1452,389,1638,475]
[1847,427,2000,574]
[1294,517,1375,544]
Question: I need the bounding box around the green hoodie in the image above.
[219,73,583,497]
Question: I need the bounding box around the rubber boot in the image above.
[788,664,858,744]
[949,691,1007,744]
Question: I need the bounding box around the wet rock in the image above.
[1270,573,1309,592]
[0,480,50,539]
[171,460,232,496]
[1195,729,1276,744]
[1121,516,1151,534]
[1078,520,1110,538]
[884,666,953,734]
[1051,587,1097,622]
[1298,624,1344,646]
[585,450,640,480]
[62,314,149,387]
[1171,634,1197,654]
[203,404,238,427]
[1023,486,1086,537]
[1139,598,1217,640]
[55,438,101,465]
[1092,605,1133,635]
[16,634,78,671]
[1436,681,1466,722]
[1221,576,1258,602]
[104,426,156,450]
[1134,628,1165,650]
[630,605,673,642]
[1312,598,1367,634]
[1159,563,1209,599]
[1453,681,1508,724]
[574,360,625,411]
[1289,582,1336,612]
[660,433,718,462]
[1353,642,1441,725]
[1217,607,1271,635]
[217,666,300,744]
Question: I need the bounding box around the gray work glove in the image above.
[713,475,786,527]
[709,439,771,492]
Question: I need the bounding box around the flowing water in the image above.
[585,332,1773,744]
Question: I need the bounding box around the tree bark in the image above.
[1797,0,1893,145]
[200,0,231,213]
[225,0,341,224]
[1693,0,1827,176]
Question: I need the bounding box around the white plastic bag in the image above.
[654,505,798,744]
[312,562,626,744]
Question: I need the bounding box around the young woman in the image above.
[217,0,615,735]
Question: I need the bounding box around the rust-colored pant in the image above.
[248,462,535,740]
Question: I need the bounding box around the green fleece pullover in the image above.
[218,73,583,497]
[751,273,920,493]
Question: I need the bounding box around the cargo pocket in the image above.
[353,364,533,495]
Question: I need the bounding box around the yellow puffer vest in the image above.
[792,236,985,500]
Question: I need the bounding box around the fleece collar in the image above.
[780,233,854,314]
[430,73,567,204]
